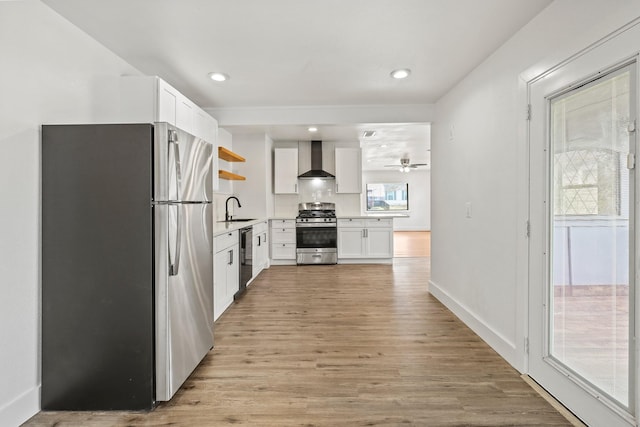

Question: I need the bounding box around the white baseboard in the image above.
[428,279,519,369]
[0,386,39,427]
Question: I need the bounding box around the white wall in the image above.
[362,170,430,230]
[0,2,141,425]
[431,0,640,371]
[231,132,275,219]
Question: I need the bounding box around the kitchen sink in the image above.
[217,218,256,223]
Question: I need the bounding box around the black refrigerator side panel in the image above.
[42,124,155,410]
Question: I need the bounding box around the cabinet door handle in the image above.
[294,183,297,193]
[228,249,233,265]
[258,235,261,246]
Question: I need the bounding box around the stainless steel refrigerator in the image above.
[42,123,214,410]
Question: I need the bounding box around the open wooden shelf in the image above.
[219,169,246,181]
[218,146,246,162]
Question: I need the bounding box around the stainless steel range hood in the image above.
[298,140,335,179]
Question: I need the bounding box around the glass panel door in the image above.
[549,65,633,408]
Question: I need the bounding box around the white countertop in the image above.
[212,218,268,237]
[338,214,407,219]
[213,214,405,237]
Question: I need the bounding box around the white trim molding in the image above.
[0,385,40,427]
[428,279,520,371]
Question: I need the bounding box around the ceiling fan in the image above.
[384,157,428,173]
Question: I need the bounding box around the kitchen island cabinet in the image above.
[337,217,393,263]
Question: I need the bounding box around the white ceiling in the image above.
[41,0,552,169]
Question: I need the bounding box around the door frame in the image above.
[523,20,640,427]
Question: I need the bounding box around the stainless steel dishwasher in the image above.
[235,226,253,300]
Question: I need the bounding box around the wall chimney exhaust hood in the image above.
[298,140,335,179]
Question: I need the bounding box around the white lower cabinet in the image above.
[337,228,366,257]
[214,231,239,321]
[270,219,296,264]
[337,218,393,262]
[252,220,269,278]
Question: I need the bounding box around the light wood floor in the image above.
[394,231,430,257]
[24,259,570,426]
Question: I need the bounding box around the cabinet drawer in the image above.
[271,243,296,259]
[365,218,393,228]
[337,218,366,228]
[271,228,296,243]
[214,230,238,252]
[270,219,296,229]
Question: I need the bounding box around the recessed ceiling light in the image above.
[308,127,318,132]
[390,68,411,79]
[381,144,387,148]
[208,72,229,82]
[363,130,376,138]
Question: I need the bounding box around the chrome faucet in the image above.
[225,196,241,221]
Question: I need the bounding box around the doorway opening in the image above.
[394,231,430,257]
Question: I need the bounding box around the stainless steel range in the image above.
[296,202,337,264]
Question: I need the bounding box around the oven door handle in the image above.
[295,223,337,228]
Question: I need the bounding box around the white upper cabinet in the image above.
[335,147,361,193]
[194,108,216,143]
[103,76,217,142]
[157,80,177,125]
[274,148,299,194]
[175,97,194,133]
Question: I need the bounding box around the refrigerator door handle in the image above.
[169,204,182,276]
[168,129,183,201]
[202,204,213,254]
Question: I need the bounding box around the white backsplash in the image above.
[217,179,362,220]
[273,179,361,217]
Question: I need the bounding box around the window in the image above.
[551,70,630,217]
[366,183,408,211]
